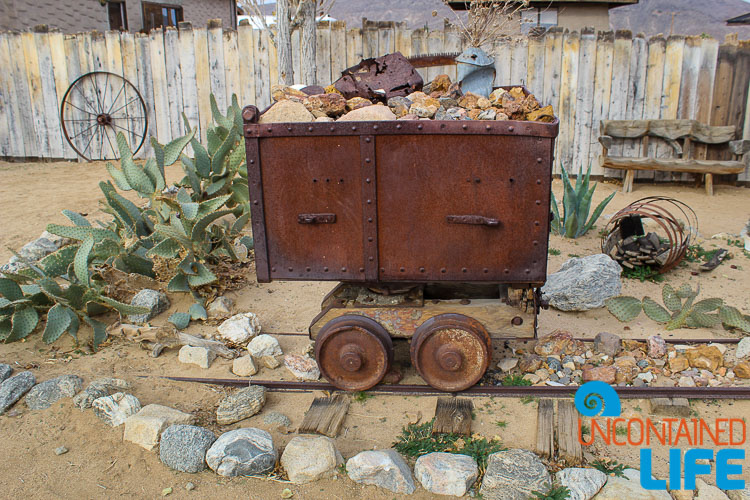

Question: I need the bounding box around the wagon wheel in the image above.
[60,71,148,161]
[315,315,393,391]
[410,314,491,392]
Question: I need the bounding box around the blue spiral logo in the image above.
[574,381,621,417]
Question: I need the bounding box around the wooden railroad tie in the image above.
[432,397,473,435]
[299,394,350,437]
[535,399,583,465]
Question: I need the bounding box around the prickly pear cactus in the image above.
[662,284,682,312]
[689,311,722,328]
[605,296,642,322]
[642,297,671,323]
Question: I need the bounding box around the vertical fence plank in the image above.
[223,28,240,104]
[37,29,66,158]
[676,35,700,181]
[556,30,580,174]
[493,37,512,87]
[622,34,647,167]
[0,34,14,156]
[238,23,256,107]
[573,29,596,173]
[121,31,145,158]
[330,21,347,80]
[590,31,614,176]
[149,28,170,145]
[543,28,564,119]
[316,21,331,86]
[363,19,378,59]
[8,33,35,157]
[395,22,412,57]
[443,23,461,81]
[346,27,363,69]
[135,32,156,157]
[252,27,270,108]
[193,27,211,142]
[267,28,279,88]
[103,30,125,159]
[426,29,444,81]
[527,34,546,99]
[61,34,83,160]
[378,21,395,56]
[510,36,528,86]
[179,23,200,148]
[411,28,428,82]
[208,20,226,111]
[694,37,718,161]
[23,31,48,158]
[638,35,666,181]
[604,30,632,178]
[48,31,74,158]
[655,35,685,180]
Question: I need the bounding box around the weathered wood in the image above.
[149,28,170,145]
[432,397,473,436]
[316,21,331,88]
[600,156,745,174]
[49,31,72,159]
[493,37,512,88]
[694,37,719,161]
[237,22,256,107]
[193,28,211,142]
[346,27,363,69]
[590,31,614,176]
[299,394,350,437]
[176,331,238,359]
[134,32,156,157]
[622,34,647,160]
[526,33,546,99]
[510,36,528,86]
[120,31,143,157]
[330,21,347,79]
[605,30,632,178]
[602,119,735,143]
[729,139,750,155]
[640,34,666,180]
[207,19,226,111]
[411,28,428,82]
[443,24,461,81]
[299,0,316,86]
[426,29,444,82]
[542,28,564,117]
[557,400,583,464]
[572,30,595,173]
[223,28,241,105]
[252,27,271,108]
[164,27,185,140]
[535,399,554,459]
[276,0,294,85]
[557,31,580,173]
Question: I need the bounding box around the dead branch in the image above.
[444,0,530,47]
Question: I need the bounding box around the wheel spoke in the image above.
[91,73,105,114]
[101,72,110,113]
[111,121,143,140]
[81,125,98,157]
[108,96,139,116]
[106,83,126,115]
[70,122,98,140]
[74,85,100,115]
[66,102,99,116]
[104,128,117,159]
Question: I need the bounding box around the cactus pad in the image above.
[642,297,671,323]
[168,312,191,330]
[606,296,642,322]
[689,311,722,328]
[662,284,682,312]
[42,304,72,344]
[693,298,723,313]
[676,284,695,299]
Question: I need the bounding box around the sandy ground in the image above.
[1,159,749,498]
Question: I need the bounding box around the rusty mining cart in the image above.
[242,90,558,392]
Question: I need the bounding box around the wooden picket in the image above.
[0,21,748,185]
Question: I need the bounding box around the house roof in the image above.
[447,0,638,9]
[726,12,750,25]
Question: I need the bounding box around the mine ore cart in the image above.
[242,90,558,392]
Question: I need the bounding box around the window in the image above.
[108,1,128,31]
[521,7,558,34]
[142,2,184,32]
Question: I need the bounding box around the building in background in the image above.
[446,0,638,33]
[727,12,750,27]
[0,0,238,33]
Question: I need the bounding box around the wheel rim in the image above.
[60,71,148,161]
[315,315,393,391]
[410,314,491,392]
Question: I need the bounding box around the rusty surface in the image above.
[242,100,558,285]
[315,315,393,391]
[407,52,460,68]
[410,313,492,392]
[335,52,423,100]
[601,197,698,273]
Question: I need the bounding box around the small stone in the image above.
[0,364,12,383]
[439,96,457,108]
[527,105,555,122]
[523,373,541,384]
[179,346,216,369]
[162,487,172,496]
[206,428,277,477]
[127,289,170,324]
[734,361,750,379]
[185,482,195,491]
[467,109,482,120]
[458,92,482,109]
[207,296,233,319]
[489,88,508,105]
[637,372,655,383]
[637,359,650,369]
[124,404,196,451]
[398,113,420,120]
[478,108,497,120]
[583,366,617,384]
[263,411,292,430]
[534,330,574,357]
[593,468,671,500]
[594,332,623,356]
[446,107,466,120]
[497,358,518,372]
[495,111,510,121]
[247,334,283,358]
[519,354,543,373]
[282,435,343,484]
[281,488,293,498]
[430,74,452,93]
[337,105,396,121]
[541,254,622,311]
[271,84,308,102]
[647,335,667,358]
[217,312,261,345]
[727,487,750,500]
[347,449,417,494]
[0,371,36,415]
[315,116,334,122]
[232,356,258,377]
[669,356,690,372]
[262,355,281,369]
[54,446,68,456]
[556,467,607,500]
[73,378,130,410]
[387,96,412,117]
[92,393,141,427]
[409,102,439,118]
[686,346,723,372]
[24,374,83,410]
[346,97,372,111]
[160,424,217,473]
[284,354,320,381]
[304,93,346,117]
[614,358,639,384]
[534,368,550,381]
[259,100,315,123]
[480,449,551,500]
[736,338,750,359]
[708,343,727,355]
[678,376,696,387]
[547,357,562,372]
[216,385,266,425]
[695,479,731,500]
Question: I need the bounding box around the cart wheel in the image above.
[410,314,491,392]
[315,315,393,391]
[60,71,148,161]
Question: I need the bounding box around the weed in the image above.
[592,459,627,477]
[521,396,538,405]
[621,265,665,283]
[531,484,572,500]
[684,244,722,263]
[548,248,561,256]
[634,405,642,413]
[580,423,590,435]
[500,374,532,386]
[567,253,580,258]
[495,420,507,428]
[353,391,373,403]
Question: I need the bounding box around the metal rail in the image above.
[157,376,750,399]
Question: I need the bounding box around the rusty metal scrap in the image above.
[334,52,423,100]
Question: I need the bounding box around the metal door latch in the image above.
[446,215,500,227]
[298,213,337,224]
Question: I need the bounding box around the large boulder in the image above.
[593,468,671,500]
[414,452,478,496]
[206,428,277,477]
[0,364,12,383]
[217,312,261,345]
[281,435,343,484]
[736,338,750,359]
[556,468,607,500]
[259,100,315,123]
[160,425,217,473]
[124,404,196,451]
[346,449,416,494]
[480,449,551,500]
[24,374,83,410]
[216,385,266,425]
[541,254,622,311]
[0,371,36,415]
[337,105,397,121]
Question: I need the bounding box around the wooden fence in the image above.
[1,21,749,181]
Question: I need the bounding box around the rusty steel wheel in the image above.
[410,314,491,392]
[315,315,393,391]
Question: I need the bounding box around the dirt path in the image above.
[1,160,749,497]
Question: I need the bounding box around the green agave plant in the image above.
[551,164,615,239]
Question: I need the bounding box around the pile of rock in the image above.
[491,331,750,388]
[263,73,554,124]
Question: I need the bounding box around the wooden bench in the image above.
[598,119,749,195]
